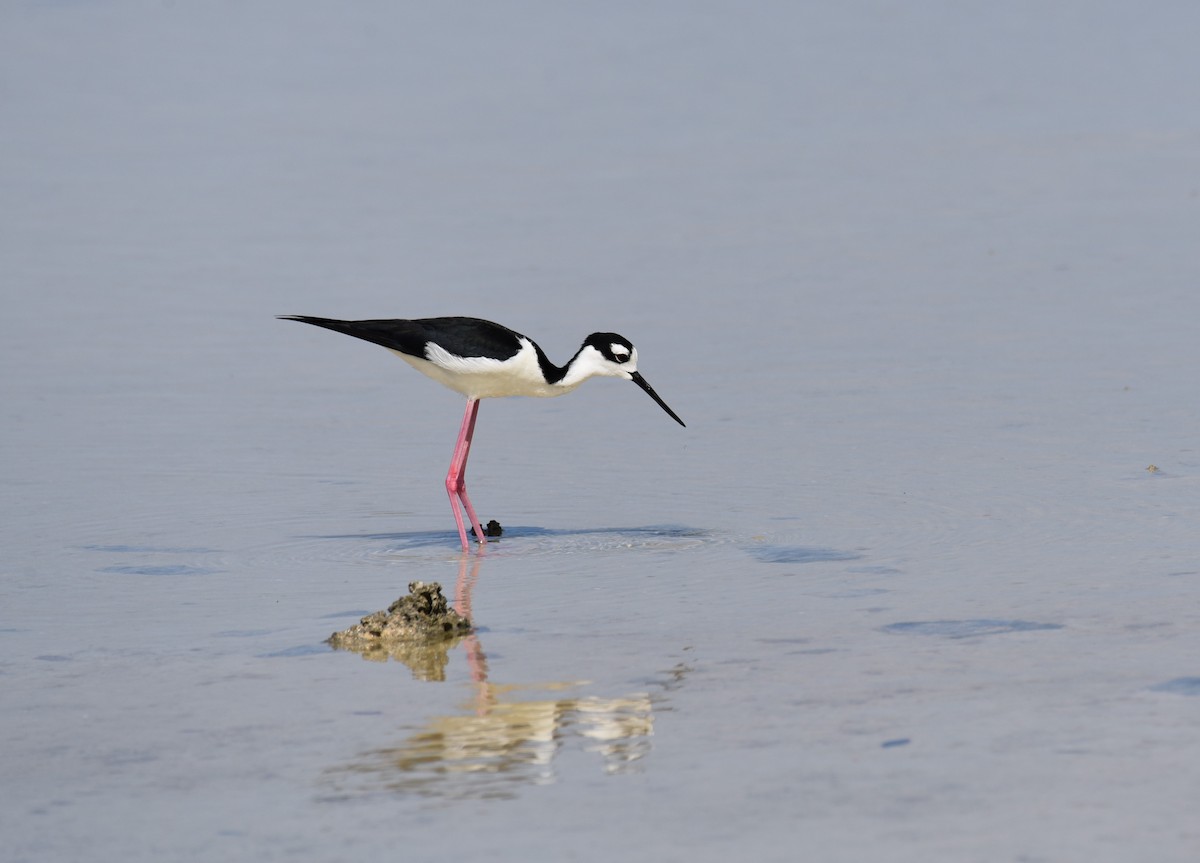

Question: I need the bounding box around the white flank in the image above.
[389,339,579,399]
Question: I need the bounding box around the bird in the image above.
[279,315,685,551]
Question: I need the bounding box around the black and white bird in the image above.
[279,316,685,551]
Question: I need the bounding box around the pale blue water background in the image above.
[3,2,1200,861]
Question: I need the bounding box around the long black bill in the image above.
[631,371,686,427]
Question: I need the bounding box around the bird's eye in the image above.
[609,344,631,362]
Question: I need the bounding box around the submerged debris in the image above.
[469,519,504,539]
[331,583,475,657]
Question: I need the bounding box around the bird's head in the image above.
[568,333,685,427]
[577,333,640,379]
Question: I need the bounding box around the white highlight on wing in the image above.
[425,341,508,377]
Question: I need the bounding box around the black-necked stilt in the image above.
[280,316,685,551]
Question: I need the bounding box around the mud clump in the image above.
[469,519,503,539]
[328,581,472,652]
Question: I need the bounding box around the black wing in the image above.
[278,316,528,362]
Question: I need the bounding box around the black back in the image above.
[279,316,528,362]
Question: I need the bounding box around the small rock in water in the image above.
[328,581,471,649]
[326,582,473,678]
[469,519,503,539]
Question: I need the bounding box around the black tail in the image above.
[278,316,428,358]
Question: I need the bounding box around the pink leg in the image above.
[446,398,486,551]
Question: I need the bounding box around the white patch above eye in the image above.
[610,343,631,360]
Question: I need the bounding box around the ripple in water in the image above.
[882,619,1064,639]
[259,524,729,569]
[1150,677,1200,696]
[749,545,861,564]
[98,564,221,576]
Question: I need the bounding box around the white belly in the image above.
[389,340,577,399]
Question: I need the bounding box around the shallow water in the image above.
[4,2,1200,861]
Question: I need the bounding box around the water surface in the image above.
[3,3,1200,861]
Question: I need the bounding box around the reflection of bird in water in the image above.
[331,689,656,800]
[279,315,685,551]
[322,555,690,800]
[454,553,488,695]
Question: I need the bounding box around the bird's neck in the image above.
[556,346,616,389]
